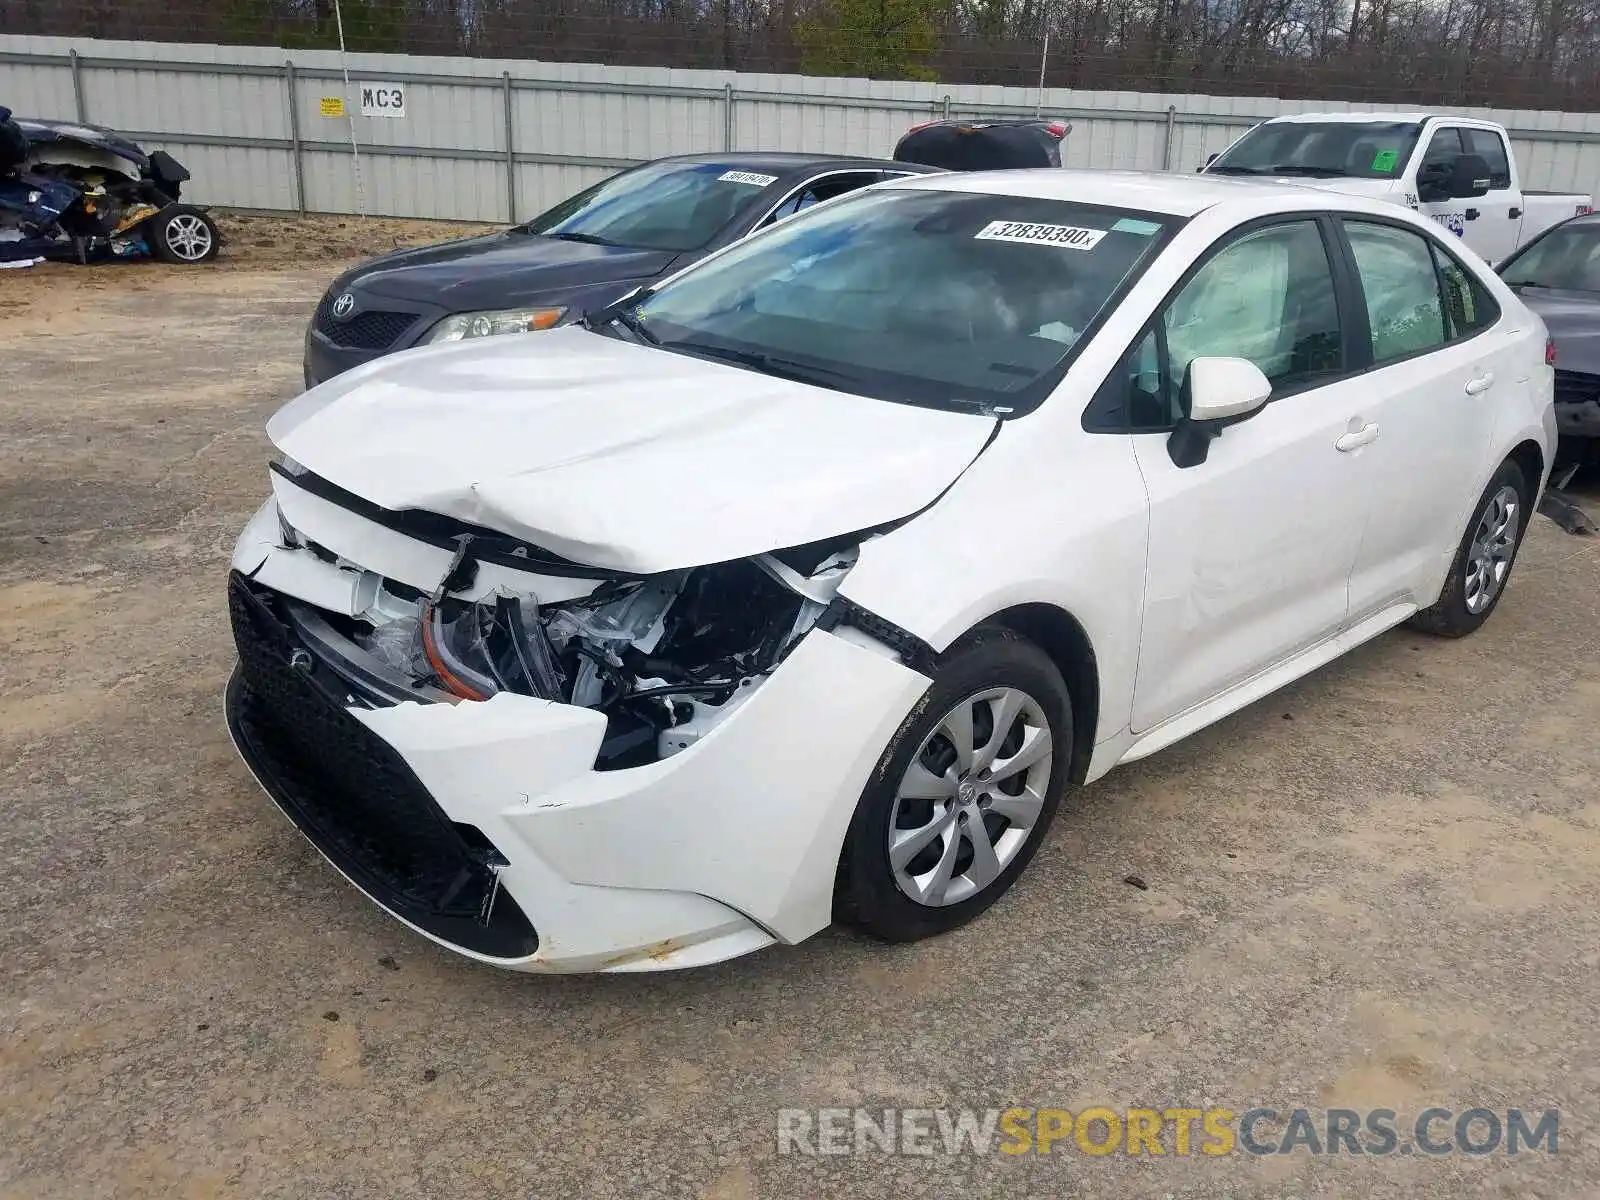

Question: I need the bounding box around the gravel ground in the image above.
[3,215,1600,1199]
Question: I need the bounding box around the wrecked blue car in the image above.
[0,107,220,266]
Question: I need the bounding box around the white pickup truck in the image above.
[1201,112,1594,264]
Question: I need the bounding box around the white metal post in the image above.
[333,0,367,218]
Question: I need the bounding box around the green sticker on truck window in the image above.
[1372,148,1399,173]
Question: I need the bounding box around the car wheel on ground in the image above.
[148,203,220,264]
[835,628,1072,942]
[1409,458,1532,638]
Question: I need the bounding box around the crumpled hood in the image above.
[267,327,998,574]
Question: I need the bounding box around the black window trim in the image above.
[1082,211,1365,434]
[1333,212,1503,372]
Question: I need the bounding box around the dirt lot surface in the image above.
[3,216,1600,1199]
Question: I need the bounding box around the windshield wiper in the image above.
[1265,164,1349,177]
[1207,164,1272,175]
[667,341,862,390]
[549,230,616,246]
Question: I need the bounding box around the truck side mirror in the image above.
[1200,153,1219,173]
[1448,153,1493,199]
[1416,160,1452,202]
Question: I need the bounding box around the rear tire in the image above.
[148,203,219,264]
[835,628,1072,943]
[1409,459,1531,638]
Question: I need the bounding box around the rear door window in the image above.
[1342,219,1501,357]
[1344,222,1449,362]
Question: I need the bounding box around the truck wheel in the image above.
[147,204,219,264]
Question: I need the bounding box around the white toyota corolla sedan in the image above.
[227,169,1556,972]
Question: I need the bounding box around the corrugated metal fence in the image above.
[5,33,1600,223]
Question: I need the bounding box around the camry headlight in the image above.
[422,307,567,344]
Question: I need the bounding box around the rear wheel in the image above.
[148,204,219,264]
[1409,459,1530,638]
[835,629,1072,942]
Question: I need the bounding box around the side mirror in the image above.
[1448,152,1492,199]
[1198,152,1219,173]
[1167,357,1272,468]
[1416,160,1452,202]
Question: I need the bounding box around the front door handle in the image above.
[1465,370,1496,395]
[1335,422,1380,452]
[1466,208,1481,221]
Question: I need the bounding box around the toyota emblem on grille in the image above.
[331,292,356,320]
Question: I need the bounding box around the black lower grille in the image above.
[226,572,537,959]
[313,294,420,350]
[1554,369,1600,408]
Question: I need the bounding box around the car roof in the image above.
[653,151,942,176]
[885,167,1339,217]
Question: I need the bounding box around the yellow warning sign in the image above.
[319,96,346,118]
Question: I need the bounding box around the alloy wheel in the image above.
[887,687,1054,907]
[1464,483,1521,614]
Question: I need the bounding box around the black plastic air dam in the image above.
[225,571,539,960]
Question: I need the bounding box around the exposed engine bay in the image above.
[266,507,863,770]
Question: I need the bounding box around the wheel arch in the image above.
[1506,438,1546,496]
[971,602,1101,785]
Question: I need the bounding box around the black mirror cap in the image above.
[1449,152,1493,199]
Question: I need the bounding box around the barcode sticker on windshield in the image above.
[975,220,1106,250]
[718,170,779,187]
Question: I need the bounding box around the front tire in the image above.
[835,628,1072,943]
[148,204,220,264]
[1409,459,1531,638]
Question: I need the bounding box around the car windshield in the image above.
[1501,225,1600,292]
[517,161,782,252]
[1210,121,1423,180]
[620,187,1175,414]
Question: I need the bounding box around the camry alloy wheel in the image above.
[164,213,215,262]
[1464,483,1521,614]
[887,687,1054,907]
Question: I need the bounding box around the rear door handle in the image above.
[1335,422,1380,452]
[1466,208,1481,221]
[1509,207,1523,219]
[1465,370,1495,395]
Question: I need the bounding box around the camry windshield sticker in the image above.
[975,220,1107,250]
[1111,217,1163,236]
[718,170,779,187]
[1371,148,1400,173]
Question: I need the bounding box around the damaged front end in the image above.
[224,478,936,966]
[245,470,883,772]
[314,544,858,768]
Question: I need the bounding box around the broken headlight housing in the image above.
[421,307,568,343]
[350,544,859,767]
